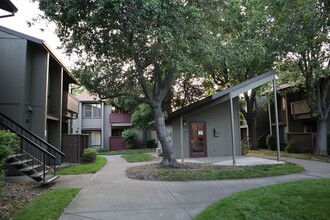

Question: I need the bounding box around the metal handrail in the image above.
[0,112,65,156]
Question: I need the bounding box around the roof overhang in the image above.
[0,25,77,84]
[166,70,276,122]
[0,0,18,18]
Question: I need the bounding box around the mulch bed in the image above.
[0,181,49,220]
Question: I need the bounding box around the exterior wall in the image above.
[171,97,241,158]
[0,30,28,126]
[72,101,142,150]
[0,29,77,159]
[103,104,112,149]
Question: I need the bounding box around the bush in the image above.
[97,148,109,153]
[81,147,97,163]
[145,139,157,148]
[122,129,138,149]
[266,134,277,151]
[241,141,249,155]
[285,139,298,153]
[0,130,19,195]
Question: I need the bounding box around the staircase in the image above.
[0,112,65,184]
[242,125,270,148]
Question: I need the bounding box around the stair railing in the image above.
[0,112,65,183]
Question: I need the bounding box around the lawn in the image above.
[98,148,155,155]
[249,149,330,163]
[13,188,80,220]
[56,156,107,175]
[195,178,330,220]
[122,153,155,163]
[126,161,304,181]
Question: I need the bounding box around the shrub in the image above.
[266,134,277,151]
[241,141,249,155]
[97,148,109,153]
[122,129,138,149]
[285,139,298,153]
[145,139,157,148]
[81,147,97,163]
[0,130,19,195]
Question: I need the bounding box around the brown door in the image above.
[189,122,207,157]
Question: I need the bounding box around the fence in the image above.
[287,132,315,153]
[62,134,89,163]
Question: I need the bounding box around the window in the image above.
[83,130,102,146]
[112,129,124,136]
[84,104,101,118]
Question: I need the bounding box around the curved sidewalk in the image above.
[53,156,330,220]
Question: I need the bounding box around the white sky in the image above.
[0,0,74,68]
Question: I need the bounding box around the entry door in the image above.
[189,122,207,157]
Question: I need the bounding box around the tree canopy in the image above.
[38,0,211,166]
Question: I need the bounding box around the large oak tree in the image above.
[37,0,211,167]
[267,0,330,154]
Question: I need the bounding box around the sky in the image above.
[0,0,73,67]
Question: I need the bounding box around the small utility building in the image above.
[165,70,279,164]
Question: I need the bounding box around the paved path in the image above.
[53,156,330,220]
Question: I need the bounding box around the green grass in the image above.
[57,156,107,175]
[195,178,330,220]
[249,149,330,163]
[122,153,155,163]
[13,188,80,220]
[147,161,303,181]
[98,148,155,155]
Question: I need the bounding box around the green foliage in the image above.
[132,104,154,130]
[195,178,330,220]
[97,148,110,153]
[0,130,19,195]
[81,147,97,163]
[0,130,19,165]
[285,139,299,153]
[57,156,107,175]
[241,141,249,155]
[13,188,80,220]
[97,148,154,155]
[266,135,277,151]
[122,153,154,163]
[145,139,157,149]
[250,149,330,163]
[128,162,303,181]
[121,129,138,149]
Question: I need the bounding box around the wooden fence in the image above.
[62,134,89,163]
[109,136,127,151]
[287,132,315,153]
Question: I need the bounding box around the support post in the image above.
[230,97,236,165]
[268,99,272,135]
[180,116,184,163]
[273,79,281,162]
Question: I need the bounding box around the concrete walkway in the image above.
[52,156,330,220]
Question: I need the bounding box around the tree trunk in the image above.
[152,103,179,167]
[246,116,258,149]
[315,118,328,155]
[241,91,258,149]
